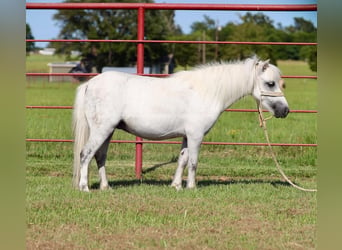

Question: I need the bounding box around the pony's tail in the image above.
[72,83,90,188]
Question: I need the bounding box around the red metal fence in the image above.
[26,2,317,179]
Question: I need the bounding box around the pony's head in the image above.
[252,60,289,118]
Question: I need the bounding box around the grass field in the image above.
[26,55,317,249]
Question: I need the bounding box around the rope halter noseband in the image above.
[258,91,285,123]
[260,91,284,97]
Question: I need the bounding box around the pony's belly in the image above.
[117,119,185,140]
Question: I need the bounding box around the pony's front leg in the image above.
[186,137,202,189]
[171,138,188,190]
[187,157,198,189]
[98,167,109,190]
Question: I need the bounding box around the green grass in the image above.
[26,54,67,73]
[27,176,316,249]
[26,58,317,249]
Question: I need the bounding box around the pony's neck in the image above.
[174,59,256,112]
[205,61,255,111]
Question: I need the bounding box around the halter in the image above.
[253,62,285,121]
[258,91,284,124]
[253,61,285,98]
[260,91,284,97]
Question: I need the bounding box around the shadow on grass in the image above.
[141,156,178,174]
[90,159,293,190]
[197,179,291,188]
[90,177,292,190]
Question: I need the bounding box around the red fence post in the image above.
[135,6,145,179]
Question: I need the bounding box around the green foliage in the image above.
[53,0,179,71]
[219,13,276,63]
[168,33,201,69]
[175,13,316,70]
[26,23,35,54]
[283,17,317,70]
[52,5,316,72]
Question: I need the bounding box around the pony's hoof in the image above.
[100,185,111,191]
[79,184,89,192]
[171,182,182,191]
[186,184,196,189]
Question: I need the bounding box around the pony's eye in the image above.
[266,81,275,87]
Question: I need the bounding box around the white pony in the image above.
[73,57,289,191]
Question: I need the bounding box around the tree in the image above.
[53,0,179,71]
[189,15,221,63]
[191,15,216,35]
[286,17,317,71]
[289,17,316,33]
[26,23,35,55]
[189,13,317,71]
[219,12,278,63]
[169,33,201,68]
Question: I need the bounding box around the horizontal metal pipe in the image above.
[26,39,317,46]
[25,106,317,113]
[26,106,73,109]
[26,73,97,77]
[25,138,317,147]
[26,3,317,11]
[25,73,318,79]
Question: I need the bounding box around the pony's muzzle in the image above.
[273,102,289,118]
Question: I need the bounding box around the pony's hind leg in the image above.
[95,132,114,190]
[79,145,93,192]
[171,138,188,190]
[79,127,115,192]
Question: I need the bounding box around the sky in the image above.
[26,0,317,48]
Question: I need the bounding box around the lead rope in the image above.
[257,98,317,192]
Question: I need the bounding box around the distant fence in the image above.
[26,3,317,179]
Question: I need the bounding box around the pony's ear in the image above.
[256,59,270,73]
[261,59,270,72]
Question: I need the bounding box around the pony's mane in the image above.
[192,57,256,70]
[171,57,259,107]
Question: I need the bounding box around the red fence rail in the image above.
[26,72,317,79]
[26,139,317,148]
[25,105,317,113]
[26,3,317,179]
[26,3,317,11]
[27,39,317,46]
